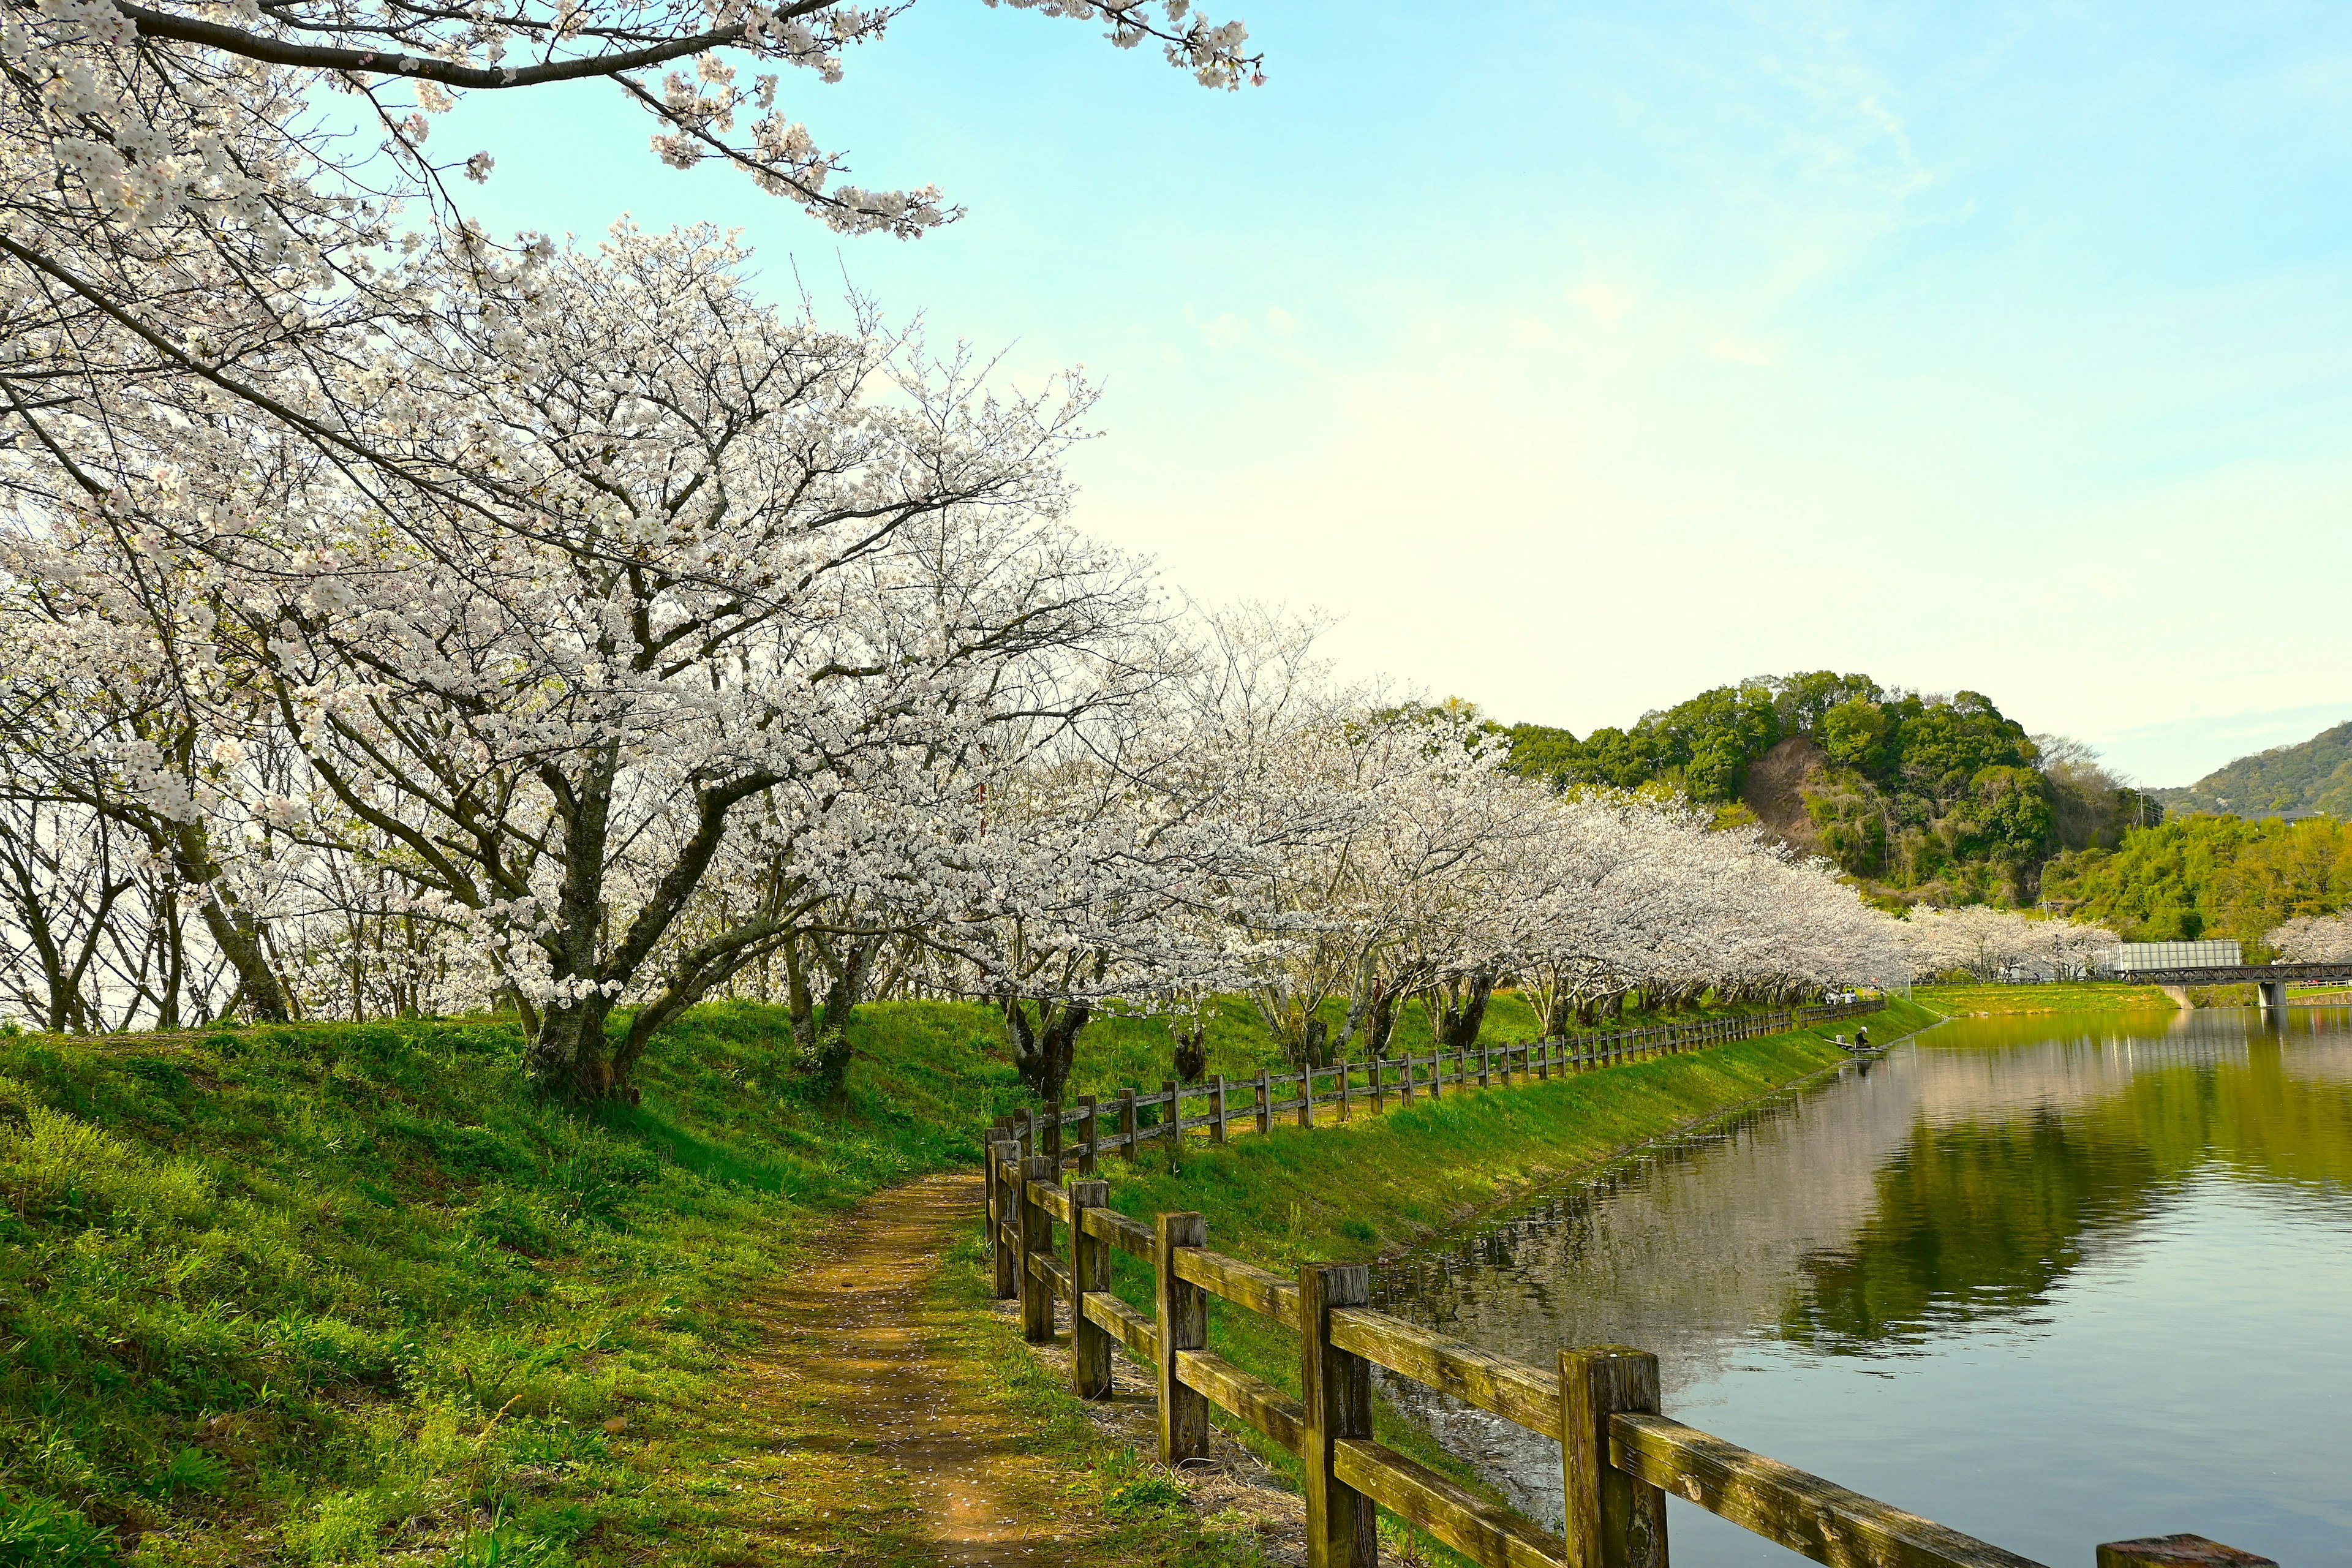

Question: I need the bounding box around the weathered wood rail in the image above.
[989,998,1883,1178]
[979,1060,2274,1568]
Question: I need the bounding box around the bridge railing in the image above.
[981,1147,2274,1568]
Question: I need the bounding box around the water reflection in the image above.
[1370,1008,2352,1562]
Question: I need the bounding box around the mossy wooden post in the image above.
[1068,1178,1113,1398]
[1154,1212,1211,1464]
[1300,1262,1376,1568]
[1256,1069,1273,1134]
[1561,1346,1667,1568]
[1042,1099,1063,1169]
[1339,1056,1354,1121]
[1014,1107,1033,1160]
[2096,1537,2276,1568]
[1019,1155,1057,1343]
[1118,1087,1138,1161]
[1301,1066,1316,1128]
[1078,1095,1099,1177]
[1210,1074,1229,1145]
[989,1139,1019,1299]
[1162,1079,1179,1152]
[982,1118,1006,1239]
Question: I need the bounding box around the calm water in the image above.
[1370,1008,2352,1566]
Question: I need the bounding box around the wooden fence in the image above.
[988,998,1883,1178]
[978,1005,2275,1568]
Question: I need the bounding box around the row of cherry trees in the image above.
[4,0,1907,1100]
[1899,903,2122,982]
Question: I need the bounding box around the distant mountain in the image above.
[2152,720,2352,820]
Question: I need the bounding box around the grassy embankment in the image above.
[1,1003,1239,1568]
[0,990,1920,1566]
[1036,995,1945,1544]
[1915,982,2185,1016]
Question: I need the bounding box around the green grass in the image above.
[1063,989,1856,1105]
[1050,995,1944,1551]
[0,990,1926,1566]
[0,1002,1035,1566]
[1916,982,2185,1015]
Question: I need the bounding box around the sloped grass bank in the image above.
[0,989,1920,1566]
[0,1002,1027,1567]
[1069,998,1944,1513]
[1917,982,2183,1016]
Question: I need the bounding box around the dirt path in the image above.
[733,1170,1044,1565]
[718,1168,1300,1567]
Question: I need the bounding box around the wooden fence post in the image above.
[1339,1056,1353,1121]
[1019,1155,1057,1343]
[1014,1107,1033,1160]
[1300,1262,1376,1568]
[1400,1054,1414,1104]
[1079,1095,1099,1177]
[1043,1100,1062,1169]
[1154,1212,1211,1464]
[1163,1079,1179,1150]
[1068,1178,1112,1398]
[1480,1045,1492,1088]
[1560,1346,1667,1568]
[982,1119,1005,1240]
[2096,1539,2276,1568]
[1212,1074,1229,1145]
[1118,1087,1138,1161]
[1256,1069,1273,1134]
[1301,1066,1316,1128]
[989,1139,1018,1299]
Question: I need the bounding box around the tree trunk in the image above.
[1441,969,1494,1052]
[1002,994,1093,1102]
[803,935,879,1102]
[1173,1019,1207,1084]
[527,998,622,1102]
[162,819,290,1023]
[1366,987,1398,1058]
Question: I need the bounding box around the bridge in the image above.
[2120,961,2352,1015]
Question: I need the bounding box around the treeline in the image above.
[2042,815,2352,944]
[1509,673,2154,902]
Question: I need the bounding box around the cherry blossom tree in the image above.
[1,0,1261,527]
[6,224,1153,1098]
[2268,913,2352,965]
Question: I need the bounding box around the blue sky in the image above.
[442,1,2352,787]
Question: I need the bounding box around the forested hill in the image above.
[1508,673,2154,904]
[2150,719,2352,818]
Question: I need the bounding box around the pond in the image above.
[1369,1007,2352,1566]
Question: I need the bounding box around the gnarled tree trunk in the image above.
[1002,994,1092,1102]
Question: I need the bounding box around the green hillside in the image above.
[2040,813,2352,943]
[2150,719,2352,819]
[1509,673,2153,903]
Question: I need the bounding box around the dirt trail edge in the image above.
[725,1169,1299,1567]
[738,1170,1039,1564]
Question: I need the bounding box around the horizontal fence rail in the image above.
[978,1025,2271,1568]
[986,999,1885,1179]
